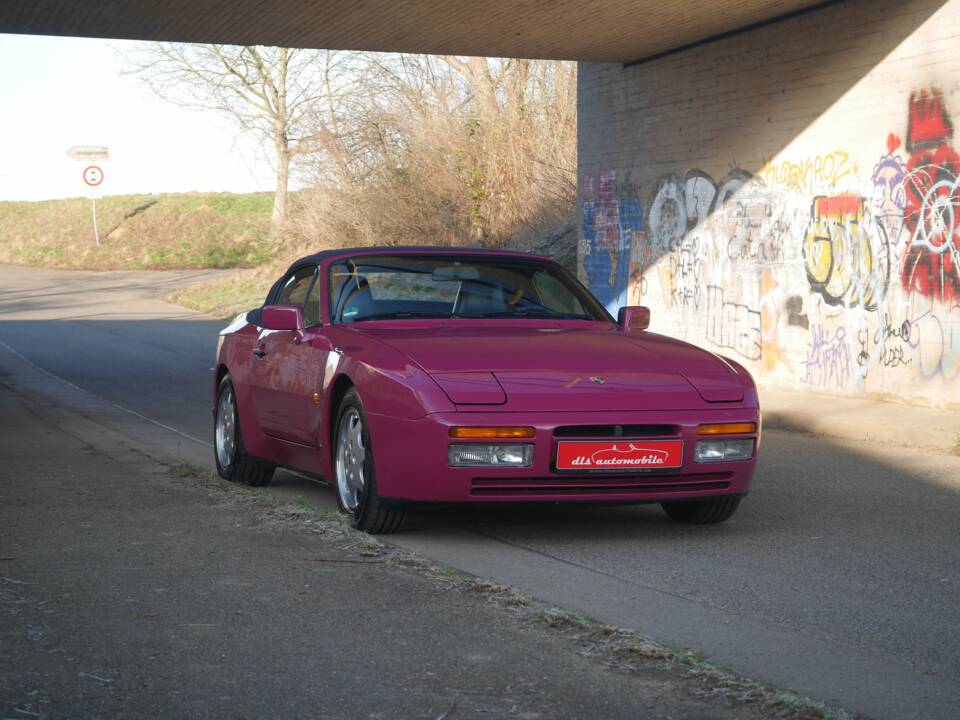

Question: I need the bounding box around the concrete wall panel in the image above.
[578,0,960,407]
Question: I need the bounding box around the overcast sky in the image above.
[0,34,277,201]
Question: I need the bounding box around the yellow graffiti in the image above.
[760,151,858,195]
[803,194,887,309]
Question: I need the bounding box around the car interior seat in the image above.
[340,276,377,322]
[455,281,510,316]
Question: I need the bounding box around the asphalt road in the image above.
[2,265,959,719]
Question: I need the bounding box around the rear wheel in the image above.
[214,374,275,487]
[334,388,405,534]
[661,496,741,524]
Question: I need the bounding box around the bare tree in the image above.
[291,54,577,255]
[122,44,355,232]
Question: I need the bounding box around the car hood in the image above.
[351,323,750,411]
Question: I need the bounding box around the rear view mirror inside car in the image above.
[432,265,481,281]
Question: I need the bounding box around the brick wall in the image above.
[577,0,960,407]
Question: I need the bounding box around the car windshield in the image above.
[328,255,611,324]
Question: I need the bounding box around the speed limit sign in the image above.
[82,165,104,187]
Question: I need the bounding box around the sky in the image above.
[0,34,277,201]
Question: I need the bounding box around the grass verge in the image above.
[165,269,273,317]
[0,193,273,271]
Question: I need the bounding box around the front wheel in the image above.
[214,374,275,487]
[334,388,405,534]
[661,496,741,524]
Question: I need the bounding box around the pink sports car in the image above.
[213,247,760,533]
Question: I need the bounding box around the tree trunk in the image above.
[271,48,291,235]
[272,142,290,232]
[467,57,502,124]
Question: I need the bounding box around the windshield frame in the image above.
[325,253,613,326]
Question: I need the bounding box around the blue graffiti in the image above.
[582,173,643,315]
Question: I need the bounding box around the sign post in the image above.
[67,146,109,247]
[82,165,104,247]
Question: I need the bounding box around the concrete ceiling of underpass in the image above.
[0,0,836,62]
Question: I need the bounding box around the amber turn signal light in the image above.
[449,426,536,439]
[697,422,757,435]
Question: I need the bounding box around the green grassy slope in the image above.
[0,193,273,270]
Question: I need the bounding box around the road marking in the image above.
[0,338,213,449]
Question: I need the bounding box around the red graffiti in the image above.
[887,133,902,154]
[906,89,954,152]
[901,88,960,302]
[594,170,621,254]
[813,193,861,217]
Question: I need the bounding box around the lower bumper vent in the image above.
[469,472,732,497]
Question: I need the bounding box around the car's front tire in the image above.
[334,388,405,534]
[661,496,741,524]
[214,374,275,487]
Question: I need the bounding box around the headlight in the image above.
[448,444,534,467]
[694,439,754,463]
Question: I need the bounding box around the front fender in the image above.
[322,326,454,419]
[319,327,455,480]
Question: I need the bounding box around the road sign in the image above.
[67,145,110,161]
[83,165,104,187]
[80,166,104,247]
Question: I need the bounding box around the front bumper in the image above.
[365,407,759,503]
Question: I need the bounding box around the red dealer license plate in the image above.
[556,440,684,471]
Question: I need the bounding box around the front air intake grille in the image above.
[553,424,679,438]
[469,472,732,497]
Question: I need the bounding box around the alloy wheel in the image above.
[215,386,237,469]
[335,407,366,511]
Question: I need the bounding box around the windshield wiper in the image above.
[351,311,449,322]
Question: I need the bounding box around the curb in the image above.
[759,388,959,454]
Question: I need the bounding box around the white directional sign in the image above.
[83,165,104,187]
[67,145,110,161]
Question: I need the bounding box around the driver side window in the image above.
[303,272,321,327]
[278,266,320,327]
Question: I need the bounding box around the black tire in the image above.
[214,374,275,487]
[334,388,405,534]
[661,496,741,524]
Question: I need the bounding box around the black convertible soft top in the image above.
[283,245,540,276]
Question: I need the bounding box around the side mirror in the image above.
[261,305,304,332]
[618,306,651,332]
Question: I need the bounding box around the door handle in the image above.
[252,346,267,358]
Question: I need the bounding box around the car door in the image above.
[249,266,328,446]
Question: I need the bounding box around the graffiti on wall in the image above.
[647,168,798,269]
[646,170,722,254]
[760,151,856,196]
[705,285,762,361]
[669,234,704,308]
[855,314,913,372]
[581,170,643,313]
[872,134,908,245]
[901,88,960,302]
[759,271,792,372]
[581,87,960,404]
[801,324,852,390]
[910,303,960,381]
[802,194,890,310]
